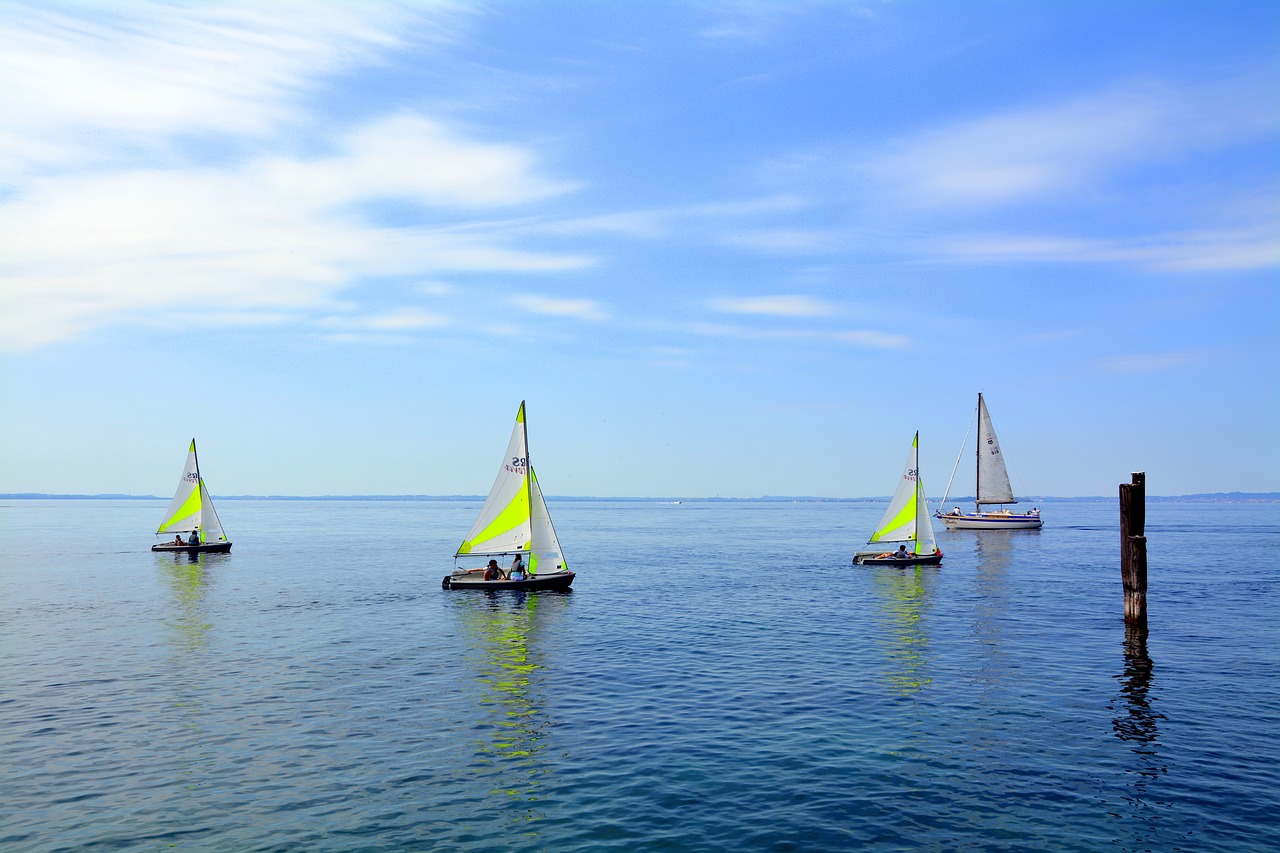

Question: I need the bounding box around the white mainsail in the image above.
[976,393,1016,505]
[156,439,229,544]
[456,402,567,575]
[868,432,938,555]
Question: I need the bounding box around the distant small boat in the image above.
[443,402,575,591]
[854,432,943,566]
[152,439,232,553]
[937,394,1042,530]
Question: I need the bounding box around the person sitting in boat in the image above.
[893,545,911,559]
[952,507,962,516]
[171,535,184,546]
[1030,507,1039,516]
[187,530,200,546]
[509,554,526,581]
[484,560,504,581]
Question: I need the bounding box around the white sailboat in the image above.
[443,401,575,591]
[854,432,943,566]
[152,439,233,552]
[938,393,1042,530]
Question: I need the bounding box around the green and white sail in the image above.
[156,439,229,544]
[867,432,938,555]
[456,402,567,575]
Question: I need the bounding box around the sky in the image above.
[1,0,1277,499]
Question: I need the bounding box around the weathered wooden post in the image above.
[1119,471,1148,630]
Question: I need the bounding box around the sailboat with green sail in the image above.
[152,439,232,553]
[854,432,943,566]
[443,401,575,591]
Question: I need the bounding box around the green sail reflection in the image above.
[158,551,213,653]
[871,565,935,696]
[457,592,565,820]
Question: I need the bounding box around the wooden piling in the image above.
[1120,472,1148,630]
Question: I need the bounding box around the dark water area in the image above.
[1,499,1277,851]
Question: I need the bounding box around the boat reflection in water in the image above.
[870,565,936,696]
[456,590,572,823]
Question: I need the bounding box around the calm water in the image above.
[1,498,1277,852]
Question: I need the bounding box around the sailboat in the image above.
[854,432,943,566]
[938,393,1042,530]
[443,401,575,591]
[152,439,233,553]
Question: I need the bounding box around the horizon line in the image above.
[3,492,1277,503]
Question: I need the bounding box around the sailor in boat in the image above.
[484,560,504,581]
[187,530,199,546]
[510,554,526,580]
[893,545,911,559]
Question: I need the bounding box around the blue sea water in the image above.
[1,498,1277,852]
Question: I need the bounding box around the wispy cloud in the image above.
[686,320,907,349]
[710,295,835,317]
[864,79,1278,210]
[929,224,1280,271]
[1098,350,1211,373]
[319,308,449,331]
[510,295,609,322]
[0,1,448,173]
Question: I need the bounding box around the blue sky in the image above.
[1,0,1276,499]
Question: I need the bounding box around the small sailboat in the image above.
[938,393,1042,530]
[854,432,943,566]
[152,439,233,553]
[443,401,575,591]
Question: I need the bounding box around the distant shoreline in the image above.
[3,492,1277,503]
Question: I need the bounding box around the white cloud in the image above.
[0,151,590,348]
[710,295,834,317]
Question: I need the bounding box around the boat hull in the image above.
[940,513,1042,530]
[853,551,943,566]
[152,542,233,553]
[443,569,575,591]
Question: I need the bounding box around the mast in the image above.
[190,438,202,538]
[914,431,922,554]
[521,399,531,520]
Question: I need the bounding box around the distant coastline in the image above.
[3,492,1277,503]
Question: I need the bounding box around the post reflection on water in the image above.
[1111,624,1165,781]
[457,590,571,820]
[870,565,936,696]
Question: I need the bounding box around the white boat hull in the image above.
[940,512,1042,530]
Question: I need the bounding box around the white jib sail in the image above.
[528,467,566,575]
[157,440,202,534]
[197,479,229,543]
[456,403,533,558]
[869,433,923,546]
[914,473,938,556]
[976,394,1016,505]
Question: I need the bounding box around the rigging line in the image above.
[936,402,976,515]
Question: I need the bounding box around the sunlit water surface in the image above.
[1,499,1277,851]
